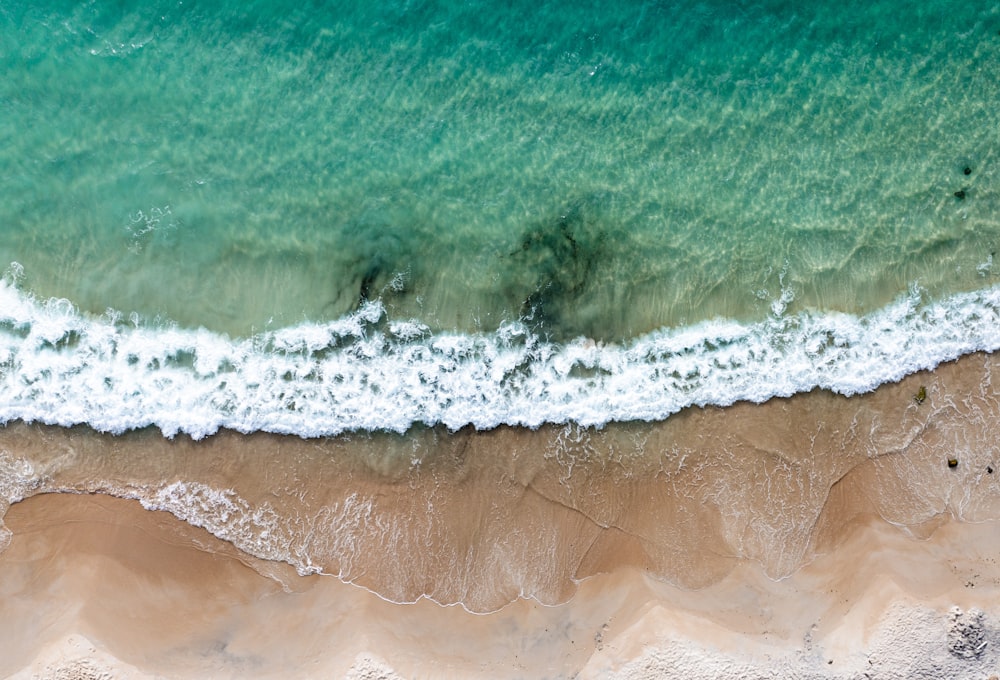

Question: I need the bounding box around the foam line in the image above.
[0,280,997,439]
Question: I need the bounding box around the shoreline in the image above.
[2,353,1000,609]
[3,493,999,678]
[2,351,1000,675]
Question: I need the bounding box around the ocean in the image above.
[2,0,1000,612]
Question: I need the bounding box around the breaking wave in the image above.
[0,275,998,440]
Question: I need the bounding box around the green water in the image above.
[3,0,999,341]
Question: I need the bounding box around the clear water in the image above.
[4,2,1000,614]
[2,1,999,341]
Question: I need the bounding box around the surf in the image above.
[0,274,998,440]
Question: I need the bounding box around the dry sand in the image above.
[3,353,1000,677]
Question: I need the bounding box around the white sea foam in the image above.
[0,279,998,439]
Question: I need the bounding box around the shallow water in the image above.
[3,0,999,341]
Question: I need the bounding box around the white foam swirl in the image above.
[0,280,997,439]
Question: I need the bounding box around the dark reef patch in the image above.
[326,217,421,316]
[504,198,612,342]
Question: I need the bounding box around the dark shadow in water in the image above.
[325,218,419,317]
[506,198,610,342]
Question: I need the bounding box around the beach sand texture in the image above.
[2,353,1000,678]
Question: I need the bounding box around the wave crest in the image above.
[0,280,998,439]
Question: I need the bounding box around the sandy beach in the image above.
[3,494,1000,679]
[2,352,1000,678]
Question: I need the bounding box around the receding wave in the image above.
[1,277,999,439]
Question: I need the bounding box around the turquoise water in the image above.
[6,2,1000,625]
[2,0,1000,343]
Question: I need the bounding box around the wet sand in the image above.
[3,493,1000,679]
[2,353,1000,676]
